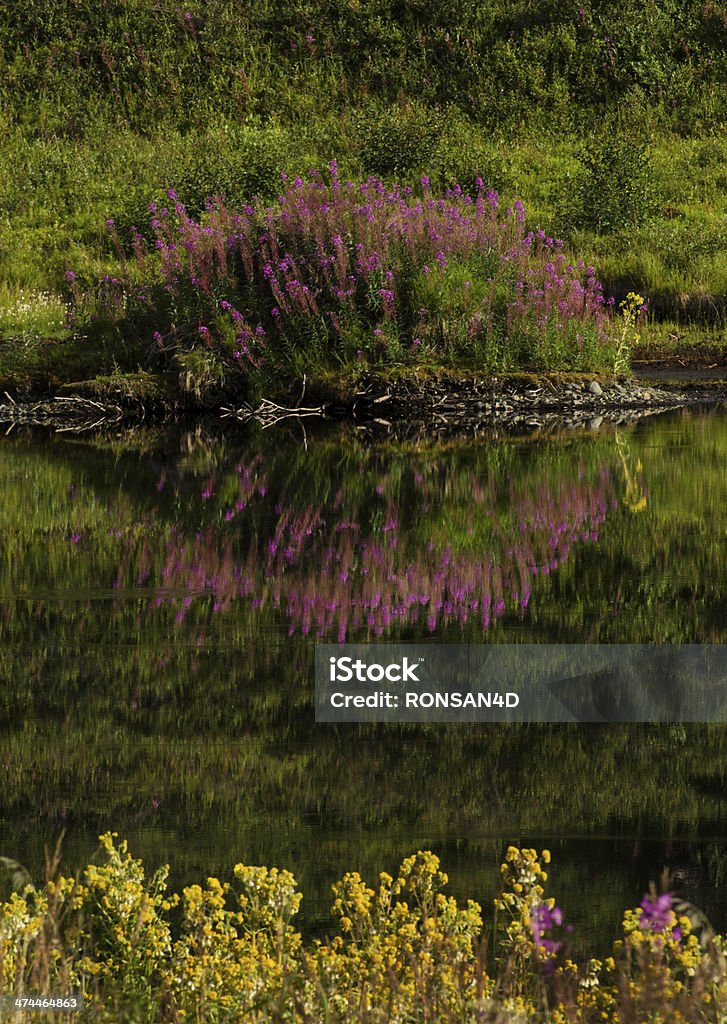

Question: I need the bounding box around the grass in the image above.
[0,1,726,397]
[0,287,68,346]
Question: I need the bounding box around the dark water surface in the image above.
[2,407,727,954]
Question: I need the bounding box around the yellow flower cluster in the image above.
[1,836,726,1022]
[322,850,485,1020]
[612,289,646,376]
[80,832,176,990]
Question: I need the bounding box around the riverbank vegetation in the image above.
[0,0,725,400]
[1,839,726,1023]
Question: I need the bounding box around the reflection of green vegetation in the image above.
[1,411,727,947]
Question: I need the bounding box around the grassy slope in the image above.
[0,0,726,395]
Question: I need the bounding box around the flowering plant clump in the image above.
[321,851,485,1020]
[605,885,721,1022]
[75,167,628,398]
[163,865,303,1019]
[619,886,704,973]
[493,846,569,999]
[612,290,647,377]
[1,837,726,1022]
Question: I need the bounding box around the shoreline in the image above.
[1,370,726,435]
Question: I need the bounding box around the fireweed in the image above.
[79,167,622,396]
[1,838,725,1023]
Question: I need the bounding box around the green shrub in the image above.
[569,121,661,233]
[356,101,444,177]
[430,112,511,195]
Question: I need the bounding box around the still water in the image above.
[1,407,727,954]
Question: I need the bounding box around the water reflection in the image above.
[1,409,727,950]
[130,449,618,640]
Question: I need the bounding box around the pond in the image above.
[1,406,727,956]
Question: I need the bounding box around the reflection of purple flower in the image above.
[71,533,81,544]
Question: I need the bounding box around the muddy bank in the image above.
[1,373,726,434]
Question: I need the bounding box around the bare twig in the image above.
[221,394,327,426]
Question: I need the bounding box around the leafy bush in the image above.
[569,122,662,234]
[356,101,444,177]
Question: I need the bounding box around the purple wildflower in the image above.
[640,892,682,940]
[531,903,568,956]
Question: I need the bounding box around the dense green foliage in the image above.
[0,0,726,394]
[2,0,726,136]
